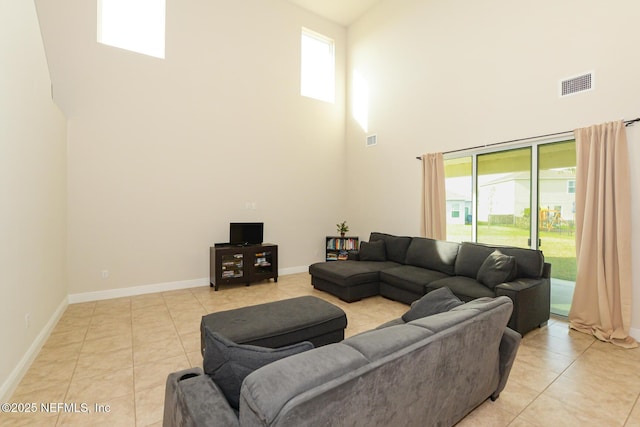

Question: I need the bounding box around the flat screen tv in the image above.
[229,222,263,245]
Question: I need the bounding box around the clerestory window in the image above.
[301,28,335,103]
[97,0,166,59]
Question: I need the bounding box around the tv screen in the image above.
[230,222,263,245]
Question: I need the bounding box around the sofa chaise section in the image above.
[309,260,399,302]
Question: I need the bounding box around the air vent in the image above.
[366,134,377,147]
[560,72,593,97]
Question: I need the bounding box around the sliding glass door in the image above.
[443,157,473,243]
[477,148,531,248]
[537,141,576,316]
[444,140,577,316]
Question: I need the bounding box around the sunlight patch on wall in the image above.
[352,70,369,132]
[97,0,166,59]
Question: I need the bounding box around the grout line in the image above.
[56,302,96,427]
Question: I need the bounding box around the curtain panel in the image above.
[569,120,637,348]
[420,153,446,240]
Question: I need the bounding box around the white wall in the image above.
[35,0,347,295]
[346,0,640,331]
[0,0,68,399]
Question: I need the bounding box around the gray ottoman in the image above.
[200,296,347,353]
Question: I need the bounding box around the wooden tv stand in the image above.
[209,243,278,291]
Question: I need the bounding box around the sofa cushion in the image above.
[380,265,449,294]
[454,242,496,279]
[404,237,460,275]
[427,276,496,301]
[202,328,313,409]
[309,260,399,287]
[343,324,434,361]
[494,246,544,279]
[240,344,370,426]
[370,232,412,264]
[401,287,464,322]
[477,250,517,289]
[359,240,386,261]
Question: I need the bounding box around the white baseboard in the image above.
[278,265,309,276]
[68,277,210,304]
[0,297,68,402]
[67,267,309,304]
[630,327,640,342]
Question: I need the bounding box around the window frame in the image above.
[300,28,336,103]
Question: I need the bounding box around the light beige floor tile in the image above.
[456,400,516,427]
[0,409,59,427]
[519,393,623,427]
[56,393,135,427]
[133,334,185,366]
[66,367,134,403]
[44,329,87,349]
[179,331,202,354]
[512,343,576,374]
[489,378,540,416]
[544,374,637,422]
[507,357,562,392]
[132,326,180,347]
[10,380,69,407]
[186,351,203,368]
[134,384,166,427]
[14,358,76,396]
[80,333,132,355]
[84,321,132,342]
[73,347,133,379]
[36,341,83,364]
[134,354,190,392]
[625,398,640,427]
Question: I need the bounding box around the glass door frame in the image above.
[445,133,573,251]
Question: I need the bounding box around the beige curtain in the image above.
[569,120,637,348]
[420,152,446,240]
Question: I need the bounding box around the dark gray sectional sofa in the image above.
[164,296,520,427]
[309,232,551,335]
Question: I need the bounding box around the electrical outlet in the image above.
[101,270,109,279]
[25,313,30,329]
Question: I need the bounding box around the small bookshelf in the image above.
[325,236,359,261]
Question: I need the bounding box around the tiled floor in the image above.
[3,272,640,426]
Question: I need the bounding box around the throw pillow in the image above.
[401,287,464,322]
[202,327,313,409]
[476,250,517,289]
[359,240,386,261]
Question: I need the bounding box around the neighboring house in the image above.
[447,169,576,226]
[445,189,472,225]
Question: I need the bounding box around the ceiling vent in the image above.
[366,134,377,147]
[560,72,594,97]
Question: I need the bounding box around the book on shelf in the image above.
[326,238,359,250]
[326,252,338,261]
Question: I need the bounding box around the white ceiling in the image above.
[287,0,381,26]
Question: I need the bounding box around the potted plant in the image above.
[336,221,349,237]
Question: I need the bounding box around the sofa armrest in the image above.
[491,327,521,400]
[494,276,550,335]
[542,262,551,279]
[164,368,239,427]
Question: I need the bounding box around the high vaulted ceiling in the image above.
[286,0,381,26]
